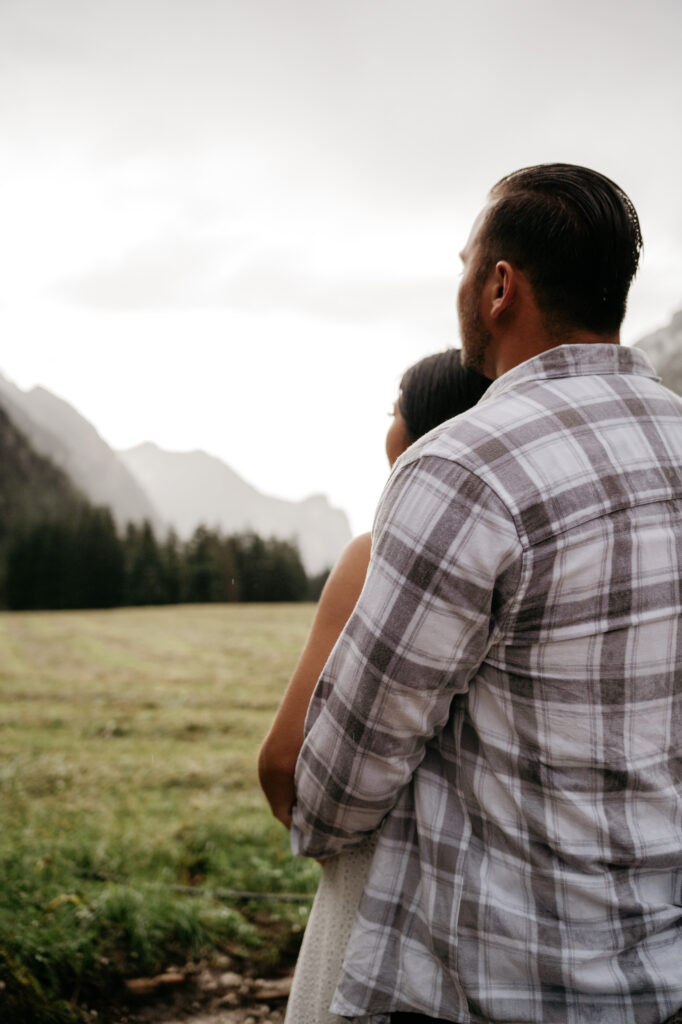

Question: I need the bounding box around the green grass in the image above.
[0,604,321,1020]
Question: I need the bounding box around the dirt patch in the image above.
[85,958,293,1024]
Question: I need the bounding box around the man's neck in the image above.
[493,330,620,379]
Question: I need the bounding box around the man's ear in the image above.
[489,260,516,320]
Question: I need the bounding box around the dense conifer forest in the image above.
[3,514,324,610]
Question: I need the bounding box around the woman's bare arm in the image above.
[258,532,372,828]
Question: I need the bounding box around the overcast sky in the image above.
[1,0,681,534]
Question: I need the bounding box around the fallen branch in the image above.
[74,869,313,903]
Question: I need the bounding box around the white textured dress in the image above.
[284,837,376,1024]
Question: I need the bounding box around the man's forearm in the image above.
[291,707,414,857]
[290,455,521,860]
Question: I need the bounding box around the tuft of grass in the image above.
[0,604,321,1019]
[0,950,81,1024]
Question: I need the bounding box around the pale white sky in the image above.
[1,0,681,534]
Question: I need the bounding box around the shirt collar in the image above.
[482,343,659,403]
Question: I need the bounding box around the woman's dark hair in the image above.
[480,163,643,336]
[398,348,490,442]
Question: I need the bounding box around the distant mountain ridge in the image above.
[0,374,160,531]
[118,442,352,575]
[634,308,682,396]
[0,371,352,575]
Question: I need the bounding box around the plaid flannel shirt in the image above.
[291,344,682,1024]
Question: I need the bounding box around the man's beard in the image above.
[458,290,493,377]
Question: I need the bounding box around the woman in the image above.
[258,349,490,1023]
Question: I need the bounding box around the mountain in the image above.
[0,403,84,550]
[118,442,352,574]
[634,308,682,395]
[0,372,353,575]
[0,374,161,531]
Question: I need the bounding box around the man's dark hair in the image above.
[480,163,643,335]
[399,348,490,441]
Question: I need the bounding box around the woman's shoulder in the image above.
[335,531,372,570]
[316,532,371,624]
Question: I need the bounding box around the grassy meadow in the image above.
[0,603,321,1021]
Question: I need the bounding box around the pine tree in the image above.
[124,520,166,606]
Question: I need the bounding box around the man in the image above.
[290,165,682,1023]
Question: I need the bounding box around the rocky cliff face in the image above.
[634,308,682,396]
[118,442,352,575]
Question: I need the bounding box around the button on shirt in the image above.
[291,345,682,1024]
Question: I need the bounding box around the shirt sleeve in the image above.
[290,453,523,859]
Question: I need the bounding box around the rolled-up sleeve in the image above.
[290,454,522,860]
